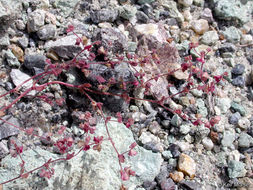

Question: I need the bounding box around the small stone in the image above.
[0,116,20,140]
[179,124,191,135]
[90,8,118,24]
[132,112,147,122]
[229,112,241,125]
[216,97,231,114]
[238,133,253,148]
[24,54,46,72]
[0,141,9,159]
[171,114,182,127]
[230,102,246,116]
[10,69,33,92]
[240,34,253,45]
[179,96,190,106]
[221,130,236,147]
[232,76,245,87]
[178,0,193,7]
[200,31,219,45]
[10,44,24,62]
[202,137,214,150]
[200,8,214,23]
[169,144,181,158]
[169,171,184,182]
[191,19,209,35]
[3,49,20,67]
[119,4,137,20]
[178,153,196,178]
[27,9,45,32]
[148,121,161,135]
[17,35,29,49]
[196,99,208,117]
[37,24,56,40]
[238,118,251,130]
[232,64,245,75]
[0,33,10,47]
[162,151,173,160]
[227,160,247,178]
[222,26,241,43]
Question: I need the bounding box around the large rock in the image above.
[0,0,22,25]
[44,35,83,59]
[10,69,33,92]
[27,9,46,32]
[0,119,163,190]
[212,0,253,25]
[0,116,20,140]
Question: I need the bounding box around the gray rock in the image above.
[230,102,246,116]
[196,98,208,117]
[219,43,237,53]
[0,33,9,46]
[195,124,210,142]
[93,28,128,53]
[238,118,251,130]
[54,0,80,17]
[3,49,20,67]
[200,31,219,45]
[221,130,236,147]
[216,97,231,114]
[24,54,46,71]
[232,76,245,87]
[10,69,33,91]
[202,137,214,150]
[232,64,245,75]
[178,0,193,7]
[0,115,20,140]
[138,0,155,4]
[171,114,182,127]
[238,133,253,148]
[90,8,118,24]
[227,160,246,178]
[222,26,241,43]
[0,119,163,190]
[17,35,29,48]
[0,140,9,159]
[27,9,45,32]
[44,34,83,59]
[118,4,137,20]
[162,1,184,23]
[229,112,241,125]
[136,11,149,23]
[200,8,214,23]
[0,0,22,25]
[213,0,252,25]
[179,124,191,135]
[37,24,56,40]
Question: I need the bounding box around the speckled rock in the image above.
[27,9,45,32]
[238,133,253,148]
[169,171,184,182]
[232,64,245,75]
[221,130,236,147]
[200,31,219,45]
[37,24,56,40]
[227,160,247,178]
[222,26,241,43]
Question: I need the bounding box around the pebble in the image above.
[169,144,181,158]
[191,19,209,35]
[179,124,191,135]
[232,76,245,87]
[240,34,253,45]
[238,133,253,148]
[229,112,241,125]
[238,118,251,130]
[37,24,56,40]
[200,31,219,45]
[227,160,247,178]
[202,137,214,150]
[178,0,193,7]
[10,44,24,62]
[170,114,182,127]
[169,171,184,182]
[178,153,196,178]
[27,9,46,32]
[222,26,241,43]
[221,130,236,147]
[231,64,245,75]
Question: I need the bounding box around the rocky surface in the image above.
[0,0,253,190]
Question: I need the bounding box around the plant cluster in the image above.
[0,25,226,189]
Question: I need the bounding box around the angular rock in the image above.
[162,1,184,23]
[118,4,137,20]
[0,140,9,159]
[200,31,219,45]
[3,49,20,67]
[0,115,20,140]
[24,54,46,72]
[232,76,245,87]
[90,8,118,23]
[93,27,128,53]
[0,0,22,25]
[227,160,247,178]
[213,0,252,25]
[232,64,245,75]
[238,133,253,148]
[191,19,209,35]
[37,24,56,40]
[0,119,163,190]
[178,0,193,7]
[221,130,236,147]
[27,9,45,32]
[178,153,196,178]
[230,102,246,116]
[10,69,33,91]
[44,35,83,59]
[229,112,241,125]
[222,26,241,43]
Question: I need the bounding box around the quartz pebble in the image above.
[178,153,196,178]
